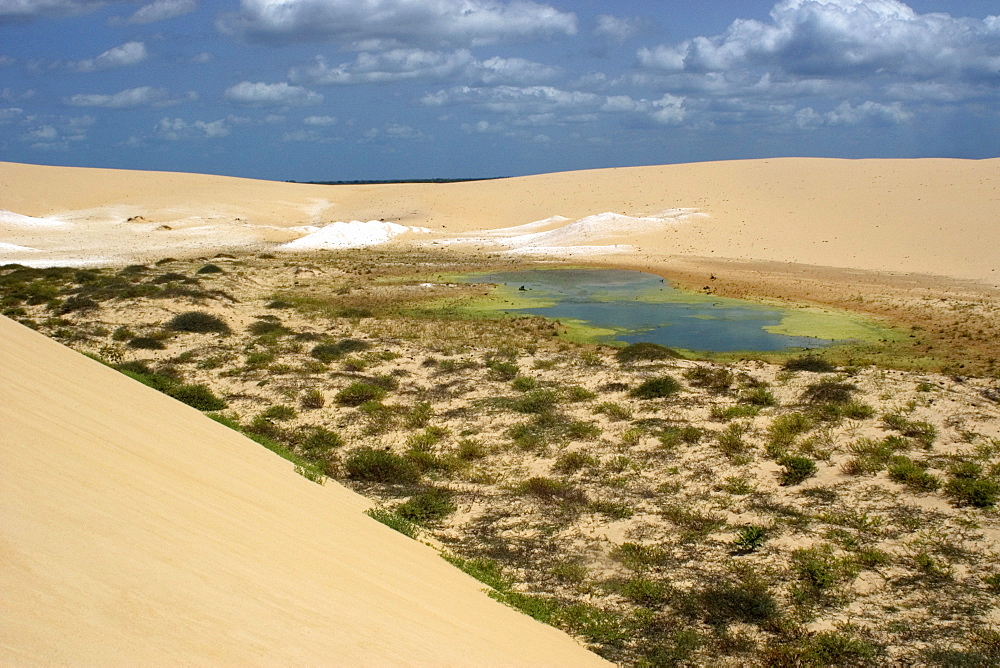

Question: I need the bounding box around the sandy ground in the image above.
[0,315,610,665]
[2,158,998,284]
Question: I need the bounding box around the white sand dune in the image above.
[278,220,430,250]
[2,158,998,282]
[0,316,609,666]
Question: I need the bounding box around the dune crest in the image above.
[0,316,608,665]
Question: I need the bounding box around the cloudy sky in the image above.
[1,0,998,180]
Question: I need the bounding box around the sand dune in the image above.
[0,316,609,665]
[1,158,998,282]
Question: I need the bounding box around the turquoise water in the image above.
[468,268,831,352]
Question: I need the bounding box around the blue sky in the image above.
[1,0,998,180]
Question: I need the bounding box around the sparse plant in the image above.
[631,376,682,399]
[311,338,370,363]
[616,342,679,363]
[168,383,227,411]
[887,456,941,491]
[710,404,760,421]
[486,359,519,381]
[511,375,538,391]
[300,388,325,409]
[684,365,734,393]
[553,451,598,474]
[127,336,166,350]
[803,380,857,404]
[779,455,818,485]
[594,401,633,421]
[366,507,419,538]
[344,448,420,484]
[167,311,231,335]
[336,381,388,406]
[784,355,835,372]
[734,525,768,552]
[396,487,456,525]
[196,263,223,274]
[260,404,296,421]
[516,476,588,506]
[740,387,778,407]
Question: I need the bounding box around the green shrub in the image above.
[127,336,166,350]
[779,455,818,485]
[344,448,420,484]
[511,375,537,391]
[396,487,456,525]
[594,401,633,421]
[790,545,857,605]
[768,412,813,450]
[553,451,598,474]
[168,384,227,411]
[443,554,510,591]
[336,382,387,406]
[260,404,296,421]
[300,388,325,409]
[620,577,670,606]
[310,338,370,362]
[298,426,343,454]
[740,387,778,407]
[248,319,290,336]
[802,381,857,404]
[612,542,671,571]
[783,355,835,372]
[887,456,941,491]
[710,404,760,421]
[631,376,682,399]
[683,366,734,393]
[734,525,768,552]
[616,342,680,363]
[486,359,519,381]
[167,311,231,335]
[196,263,223,274]
[945,477,999,508]
[693,566,779,626]
[59,295,98,314]
[882,413,937,447]
[516,476,588,505]
[658,425,703,448]
[509,389,560,414]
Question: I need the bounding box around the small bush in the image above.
[553,451,598,474]
[196,263,223,274]
[336,382,387,406]
[127,336,166,350]
[248,319,290,336]
[710,404,760,421]
[311,338,370,362]
[882,413,937,447]
[168,384,227,411]
[300,388,325,409]
[741,387,778,407]
[887,456,941,491]
[516,476,588,505]
[594,401,633,421]
[344,448,420,484]
[509,389,560,414]
[658,425,703,448]
[260,404,296,421]
[945,476,999,508]
[396,487,456,525]
[298,426,343,454]
[167,311,231,335]
[790,545,857,605]
[693,566,779,626]
[779,455,818,485]
[486,359,519,381]
[784,355,835,372]
[631,376,682,399]
[802,381,857,404]
[511,375,537,391]
[616,342,680,363]
[734,525,768,552]
[684,366,734,393]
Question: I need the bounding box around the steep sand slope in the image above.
[1,158,998,281]
[0,316,609,666]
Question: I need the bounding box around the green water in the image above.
[464,268,879,352]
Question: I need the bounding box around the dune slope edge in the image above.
[0,316,608,666]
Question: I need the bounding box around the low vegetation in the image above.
[5,253,1000,666]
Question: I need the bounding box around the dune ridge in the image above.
[0,315,609,666]
[1,158,998,282]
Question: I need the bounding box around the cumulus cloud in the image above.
[18,114,94,150]
[290,48,559,86]
[69,41,147,72]
[155,116,230,139]
[796,100,913,127]
[361,122,427,141]
[638,0,1000,82]
[125,0,197,24]
[66,85,192,108]
[224,81,323,106]
[218,0,577,48]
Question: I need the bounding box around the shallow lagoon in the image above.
[465,268,840,352]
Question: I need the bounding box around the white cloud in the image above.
[423,84,687,126]
[70,41,147,72]
[218,0,577,48]
[66,85,188,108]
[594,15,643,42]
[155,116,230,140]
[224,81,323,106]
[303,115,337,125]
[125,0,197,24]
[796,100,913,127]
[0,0,120,23]
[291,48,560,86]
[18,114,94,150]
[638,0,1000,83]
[361,122,427,142]
[0,106,22,123]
